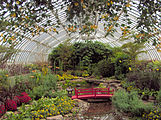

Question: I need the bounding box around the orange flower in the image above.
[25,16,29,19]
[48,66,52,68]
[30,76,34,78]
[32,70,36,73]
[56,67,60,69]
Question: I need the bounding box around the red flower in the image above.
[17,92,31,104]
[0,104,6,117]
[21,92,29,96]
[5,99,17,111]
[14,96,21,105]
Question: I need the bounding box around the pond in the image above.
[76,100,128,120]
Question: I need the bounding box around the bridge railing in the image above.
[74,88,114,98]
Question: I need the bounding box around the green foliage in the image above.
[97,83,106,88]
[48,41,112,71]
[11,71,58,100]
[156,89,161,104]
[48,41,73,71]
[3,96,75,120]
[112,90,153,116]
[28,73,58,99]
[72,41,112,67]
[121,42,146,64]
[146,60,161,72]
[126,71,161,91]
[0,45,17,64]
[97,59,115,77]
[114,54,130,80]
[0,70,9,88]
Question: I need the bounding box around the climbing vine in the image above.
[0,0,160,47]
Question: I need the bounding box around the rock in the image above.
[47,115,63,120]
[76,84,81,87]
[73,99,90,113]
[116,87,123,90]
[149,96,156,100]
[64,113,73,117]
[106,80,121,84]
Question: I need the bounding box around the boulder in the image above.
[47,115,63,120]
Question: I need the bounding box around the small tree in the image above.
[121,42,146,69]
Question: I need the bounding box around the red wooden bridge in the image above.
[72,88,114,99]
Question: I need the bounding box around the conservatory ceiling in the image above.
[0,0,161,64]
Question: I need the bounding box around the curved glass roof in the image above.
[0,0,160,64]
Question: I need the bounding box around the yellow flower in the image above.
[25,16,29,19]
[126,4,131,7]
[111,1,113,4]
[107,25,113,32]
[119,60,122,63]
[105,14,109,17]
[1,33,3,37]
[16,1,20,4]
[3,38,6,42]
[68,6,70,11]
[107,2,110,6]
[83,25,87,29]
[113,16,118,21]
[11,13,16,17]
[6,4,10,7]
[5,74,8,77]
[83,5,86,9]
[53,28,57,32]
[156,68,159,71]
[74,2,79,6]
[129,67,132,71]
[101,15,105,19]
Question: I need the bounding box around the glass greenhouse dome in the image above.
[0,0,161,120]
[0,0,160,64]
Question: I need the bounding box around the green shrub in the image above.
[0,70,9,88]
[28,73,58,99]
[4,96,75,120]
[156,89,161,104]
[112,90,153,116]
[97,59,115,77]
[114,55,130,79]
[126,71,161,91]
